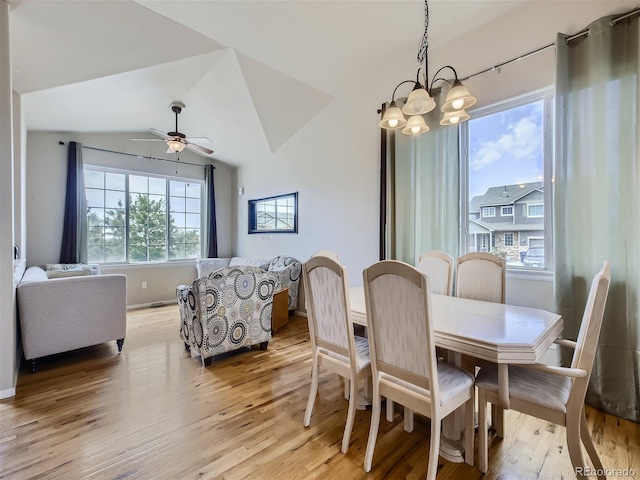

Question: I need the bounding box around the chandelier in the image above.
[379,0,477,135]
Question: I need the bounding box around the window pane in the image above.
[467,100,545,268]
[149,177,166,195]
[85,170,104,189]
[171,212,186,228]
[185,197,200,213]
[170,180,185,196]
[105,190,125,209]
[129,175,148,193]
[88,208,105,226]
[105,172,125,190]
[185,182,200,198]
[170,196,186,213]
[186,213,200,228]
[86,188,105,208]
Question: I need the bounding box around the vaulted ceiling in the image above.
[8,1,634,166]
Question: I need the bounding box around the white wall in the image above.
[25,131,237,306]
[0,0,17,398]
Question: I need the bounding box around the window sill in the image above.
[506,268,553,282]
[100,261,196,271]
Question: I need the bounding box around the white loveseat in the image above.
[17,265,127,372]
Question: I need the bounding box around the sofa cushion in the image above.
[196,258,231,278]
[46,269,92,279]
[45,263,100,275]
[229,257,269,268]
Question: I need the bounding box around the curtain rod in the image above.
[58,141,214,169]
[461,6,640,82]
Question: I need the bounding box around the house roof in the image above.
[470,182,544,211]
[469,218,544,233]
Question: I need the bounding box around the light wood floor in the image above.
[1,306,638,480]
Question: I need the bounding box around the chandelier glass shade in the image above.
[379,0,476,135]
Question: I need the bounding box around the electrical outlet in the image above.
[141,281,147,289]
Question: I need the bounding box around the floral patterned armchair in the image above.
[266,255,302,312]
[177,265,280,365]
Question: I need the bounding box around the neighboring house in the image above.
[468,182,545,261]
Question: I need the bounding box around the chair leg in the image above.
[464,394,475,467]
[364,385,381,472]
[303,355,319,427]
[566,409,587,479]
[386,399,394,422]
[478,390,489,474]
[404,406,414,433]
[579,406,606,480]
[426,415,442,480]
[492,404,505,438]
[341,375,357,453]
[344,379,350,400]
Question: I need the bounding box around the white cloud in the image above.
[470,115,542,171]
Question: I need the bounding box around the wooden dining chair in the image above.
[476,261,611,478]
[455,252,505,303]
[362,260,475,478]
[302,256,371,454]
[417,250,454,296]
[311,249,340,262]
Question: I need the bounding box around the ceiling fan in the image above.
[132,102,214,155]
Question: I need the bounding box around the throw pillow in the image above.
[46,269,92,279]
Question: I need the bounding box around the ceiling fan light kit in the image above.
[379,0,477,136]
[132,101,214,155]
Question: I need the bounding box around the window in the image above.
[462,90,553,269]
[527,203,544,217]
[248,192,298,234]
[85,168,202,264]
[504,232,515,247]
[482,207,495,217]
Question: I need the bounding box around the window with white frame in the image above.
[85,167,203,264]
[482,207,495,217]
[462,90,553,269]
[527,203,544,217]
[504,232,515,247]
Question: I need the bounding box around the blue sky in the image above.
[468,100,544,199]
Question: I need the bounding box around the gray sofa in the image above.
[17,266,127,372]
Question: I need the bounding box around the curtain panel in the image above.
[204,164,218,258]
[384,91,460,265]
[555,16,640,422]
[59,141,88,264]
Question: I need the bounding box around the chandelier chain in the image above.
[417,0,429,67]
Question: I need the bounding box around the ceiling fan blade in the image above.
[185,137,212,145]
[131,138,164,142]
[186,142,214,155]
[150,128,171,140]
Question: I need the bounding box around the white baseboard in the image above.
[127,299,178,310]
[294,309,307,317]
[1,387,16,399]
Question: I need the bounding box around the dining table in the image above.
[348,284,563,462]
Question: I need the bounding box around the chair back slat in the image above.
[304,257,351,353]
[364,261,438,397]
[417,250,454,296]
[456,252,505,304]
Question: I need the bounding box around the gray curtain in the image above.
[59,141,87,264]
[386,90,460,264]
[204,164,218,258]
[555,15,640,422]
